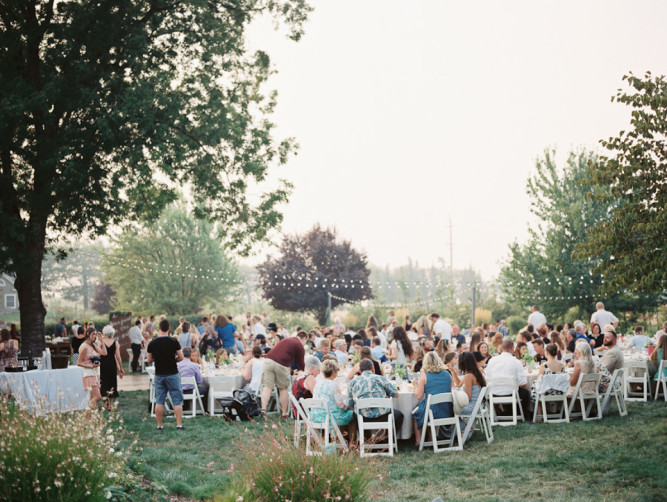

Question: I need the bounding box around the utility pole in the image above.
[471,282,476,326]
[449,217,454,283]
[326,292,332,326]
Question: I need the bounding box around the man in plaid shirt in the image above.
[347,359,404,433]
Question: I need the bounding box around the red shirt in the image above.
[266,337,305,370]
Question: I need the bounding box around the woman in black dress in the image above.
[100,325,124,411]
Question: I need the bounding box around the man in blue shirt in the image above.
[54,317,67,338]
[630,326,651,350]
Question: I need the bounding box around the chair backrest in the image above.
[426,392,454,407]
[580,373,601,384]
[300,397,327,415]
[486,376,517,394]
[209,379,236,393]
[609,368,623,390]
[181,376,197,387]
[658,359,666,377]
[355,397,393,413]
[627,360,648,371]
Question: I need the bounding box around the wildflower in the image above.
[236,497,244,502]
[106,491,112,499]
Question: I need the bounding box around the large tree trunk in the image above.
[14,237,47,363]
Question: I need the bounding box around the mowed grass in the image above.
[116,391,667,501]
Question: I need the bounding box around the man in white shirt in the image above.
[252,315,267,337]
[484,339,530,415]
[590,302,619,330]
[333,339,348,366]
[527,305,547,329]
[128,320,144,373]
[278,322,290,340]
[430,312,452,343]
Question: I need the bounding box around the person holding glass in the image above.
[77,327,108,412]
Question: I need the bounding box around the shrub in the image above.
[474,308,492,325]
[0,395,162,501]
[507,315,526,337]
[221,423,381,502]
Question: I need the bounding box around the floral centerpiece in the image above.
[390,364,407,380]
[522,351,535,365]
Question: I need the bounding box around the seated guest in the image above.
[452,324,466,348]
[648,333,667,382]
[371,337,386,362]
[514,342,528,361]
[457,342,469,354]
[351,339,364,362]
[550,331,566,360]
[518,331,536,356]
[314,338,331,361]
[574,322,594,351]
[254,334,271,354]
[457,351,486,424]
[190,348,205,369]
[473,351,486,371]
[347,347,382,379]
[0,328,19,372]
[435,338,448,360]
[629,326,651,350]
[311,359,356,443]
[333,339,349,366]
[475,342,491,365]
[598,325,624,374]
[291,356,321,415]
[589,322,604,349]
[533,338,547,364]
[490,332,504,354]
[565,329,578,354]
[242,346,265,394]
[485,339,530,415]
[530,343,564,404]
[411,345,425,373]
[567,342,597,397]
[177,347,207,407]
[443,351,462,387]
[347,358,403,437]
[411,352,453,447]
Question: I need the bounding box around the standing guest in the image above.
[648,333,667,382]
[333,317,346,336]
[71,326,86,366]
[178,347,207,409]
[311,359,356,443]
[243,346,266,394]
[54,317,67,339]
[388,326,414,366]
[630,326,651,350]
[430,313,452,344]
[260,332,307,417]
[214,315,238,355]
[0,328,19,372]
[262,312,271,327]
[100,325,123,411]
[267,323,281,344]
[77,327,108,413]
[278,322,290,340]
[590,302,619,330]
[178,322,194,350]
[411,352,453,447]
[403,314,412,332]
[498,320,510,338]
[567,342,597,397]
[290,355,320,407]
[145,315,155,338]
[252,315,267,337]
[365,315,379,330]
[198,317,208,335]
[485,339,530,415]
[333,339,349,366]
[71,320,80,338]
[147,319,185,431]
[347,358,404,437]
[527,305,547,329]
[128,320,144,373]
[589,322,604,349]
[598,325,624,374]
[457,351,487,424]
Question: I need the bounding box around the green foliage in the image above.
[507,315,527,337]
[576,72,667,294]
[102,202,240,315]
[224,425,380,502]
[42,245,101,310]
[500,148,661,320]
[258,225,373,324]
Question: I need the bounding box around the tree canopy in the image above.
[102,202,240,316]
[257,225,373,324]
[0,0,311,356]
[576,72,667,294]
[500,149,660,321]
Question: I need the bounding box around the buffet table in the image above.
[0,366,88,415]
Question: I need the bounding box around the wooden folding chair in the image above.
[355,398,398,457]
[419,393,462,452]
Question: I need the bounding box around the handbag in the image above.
[452,386,469,415]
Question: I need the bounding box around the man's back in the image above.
[177,359,202,388]
[591,309,618,329]
[601,345,624,374]
[630,335,651,350]
[528,311,547,327]
[485,353,526,394]
[348,371,397,417]
[148,336,181,376]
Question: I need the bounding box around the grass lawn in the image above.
[117,390,667,501]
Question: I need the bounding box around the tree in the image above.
[0,1,311,358]
[257,226,373,324]
[576,72,667,294]
[91,282,116,316]
[42,245,101,310]
[499,149,660,321]
[102,202,239,315]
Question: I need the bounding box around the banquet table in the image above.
[0,366,88,415]
[146,366,247,392]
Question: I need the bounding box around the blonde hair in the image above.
[421,351,446,373]
[574,341,594,369]
[321,359,339,378]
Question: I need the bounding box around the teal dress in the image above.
[412,371,453,428]
[652,348,666,381]
[311,379,354,426]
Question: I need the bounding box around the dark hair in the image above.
[372,336,381,346]
[430,312,440,319]
[359,358,374,372]
[85,327,96,339]
[470,332,482,352]
[555,324,563,333]
[215,315,229,328]
[634,325,644,334]
[159,319,170,332]
[459,351,486,386]
[182,322,190,333]
[135,320,142,326]
[252,346,262,358]
[353,339,363,347]
[545,343,558,358]
[391,326,414,359]
[514,342,527,360]
[297,331,308,340]
[202,316,208,323]
[444,352,457,364]
[78,326,84,335]
[357,329,367,339]
[533,338,544,347]
[0,329,9,343]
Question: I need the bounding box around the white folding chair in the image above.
[355,398,398,457]
[289,391,308,447]
[655,360,667,401]
[568,373,602,421]
[181,377,205,417]
[300,398,348,455]
[419,393,462,452]
[624,360,649,402]
[487,377,525,426]
[601,369,627,417]
[460,387,493,445]
[208,380,235,417]
[532,374,570,424]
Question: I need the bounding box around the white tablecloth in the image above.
[0,366,88,415]
[146,366,247,391]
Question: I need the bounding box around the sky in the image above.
[242,0,667,279]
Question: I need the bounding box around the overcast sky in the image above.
[243,0,667,279]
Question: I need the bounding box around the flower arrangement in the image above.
[522,351,535,364]
[390,364,407,380]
